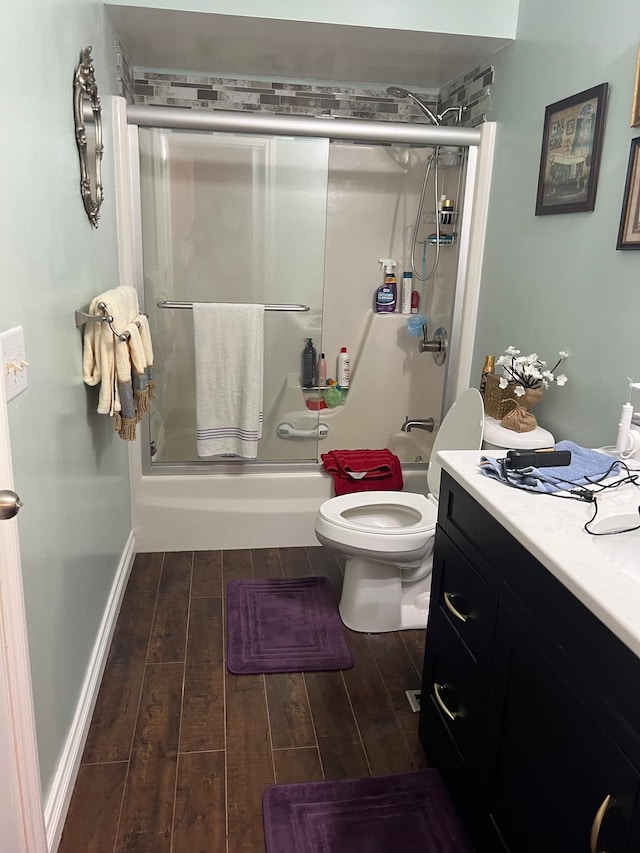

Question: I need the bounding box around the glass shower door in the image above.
[138,128,329,464]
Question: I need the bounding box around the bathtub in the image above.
[130,438,428,552]
[387,429,435,464]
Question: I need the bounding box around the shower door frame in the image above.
[113,97,491,476]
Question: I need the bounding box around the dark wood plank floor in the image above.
[59,547,428,852]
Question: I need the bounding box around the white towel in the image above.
[193,303,264,459]
[82,286,154,440]
[83,287,130,416]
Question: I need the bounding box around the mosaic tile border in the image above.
[439,62,495,128]
[115,36,136,105]
[131,72,440,124]
[115,46,494,128]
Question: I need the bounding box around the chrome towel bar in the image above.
[157,300,310,312]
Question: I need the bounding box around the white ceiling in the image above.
[107,6,511,90]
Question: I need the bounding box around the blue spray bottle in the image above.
[375,259,398,312]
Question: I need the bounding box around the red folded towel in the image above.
[321,449,403,496]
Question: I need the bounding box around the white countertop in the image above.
[437,450,640,659]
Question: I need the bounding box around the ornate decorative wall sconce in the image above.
[73,46,104,228]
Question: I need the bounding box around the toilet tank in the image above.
[482,415,555,451]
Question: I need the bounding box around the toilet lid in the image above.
[427,388,485,499]
[317,491,436,534]
[483,415,555,449]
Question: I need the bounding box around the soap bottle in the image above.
[317,352,327,387]
[302,338,317,388]
[375,258,397,313]
[337,347,350,388]
[479,354,495,397]
[401,271,412,315]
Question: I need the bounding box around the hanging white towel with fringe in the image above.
[193,303,264,459]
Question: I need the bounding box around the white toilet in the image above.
[315,390,556,634]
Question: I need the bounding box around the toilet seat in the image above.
[316,492,437,558]
[318,490,436,534]
[315,389,485,560]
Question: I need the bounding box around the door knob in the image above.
[0,489,23,520]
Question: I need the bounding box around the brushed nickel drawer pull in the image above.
[433,682,459,721]
[444,591,469,623]
[590,793,614,853]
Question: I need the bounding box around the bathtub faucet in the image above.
[401,417,435,433]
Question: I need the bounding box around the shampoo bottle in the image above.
[317,352,327,387]
[375,258,397,312]
[302,338,317,388]
[401,271,412,314]
[337,347,350,388]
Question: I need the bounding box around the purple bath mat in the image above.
[226,577,353,675]
[263,769,471,853]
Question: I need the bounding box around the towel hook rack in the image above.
[75,302,130,341]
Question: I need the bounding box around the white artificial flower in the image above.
[496,346,568,392]
[556,374,568,386]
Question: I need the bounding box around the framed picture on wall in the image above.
[616,137,640,250]
[535,83,609,215]
[631,46,640,127]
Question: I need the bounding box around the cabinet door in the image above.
[487,610,639,853]
[431,530,498,702]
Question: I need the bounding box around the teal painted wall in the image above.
[106,0,520,38]
[0,0,131,799]
[474,0,640,446]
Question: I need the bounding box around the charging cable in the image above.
[544,461,640,535]
[505,458,640,536]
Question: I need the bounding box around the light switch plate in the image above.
[1,326,28,402]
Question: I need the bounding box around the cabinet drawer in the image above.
[422,632,484,768]
[434,530,498,668]
[431,607,491,705]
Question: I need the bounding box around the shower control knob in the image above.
[419,327,448,365]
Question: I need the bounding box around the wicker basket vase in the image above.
[482,373,520,420]
[483,375,545,433]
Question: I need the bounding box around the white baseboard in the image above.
[44,531,136,852]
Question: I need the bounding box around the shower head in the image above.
[386,86,412,98]
[386,88,465,127]
[386,86,440,126]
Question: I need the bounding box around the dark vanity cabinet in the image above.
[419,471,640,852]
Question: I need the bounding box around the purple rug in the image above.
[226,577,353,674]
[263,770,470,852]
